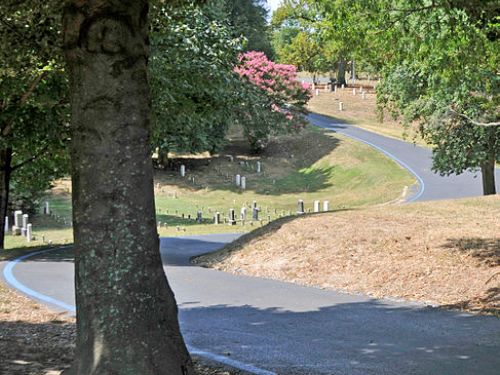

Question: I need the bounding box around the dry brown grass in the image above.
[308,84,427,145]
[0,275,239,374]
[195,196,500,315]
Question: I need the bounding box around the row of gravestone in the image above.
[6,210,34,242]
[312,83,370,112]
[159,199,332,227]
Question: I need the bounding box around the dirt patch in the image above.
[0,274,240,374]
[194,196,500,315]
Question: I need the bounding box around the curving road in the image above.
[2,117,499,374]
[308,113,500,201]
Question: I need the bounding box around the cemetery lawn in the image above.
[4,125,414,248]
[307,85,428,146]
[0,260,240,374]
[194,195,500,316]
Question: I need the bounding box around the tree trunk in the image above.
[481,155,496,196]
[337,59,346,86]
[62,1,194,374]
[0,147,13,249]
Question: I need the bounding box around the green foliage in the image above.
[0,0,70,210]
[371,1,500,178]
[225,0,274,57]
[284,0,499,191]
[149,2,242,157]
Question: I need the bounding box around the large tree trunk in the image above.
[0,147,12,249]
[62,1,194,374]
[481,155,496,196]
[337,59,346,86]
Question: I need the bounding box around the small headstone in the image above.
[12,226,21,236]
[227,155,234,162]
[339,102,344,111]
[315,88,320,96]
[240,207,247,220]
[44,201,50,215]
[252,207,259,221]
[362,91,366,100]
[180,164,186,177]
[228,209,236,226]
[341,84,345,89]
[256,161,261,173]
[313,200,320,213]
[359,86,363,93]
[323,201,330,211]
[352,88,356,96]
[21,227,27,237]
[235,174,241,186]
[214,212,221,225]
[241,177,246,190]
[26,224,32,242]
[14,210,22,228]
[334,85,337,93]
[297,200,305,214]
[22,214,29,230]
[4,216,8,234]
[196,211,202,223]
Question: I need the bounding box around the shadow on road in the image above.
[179,300,500,375]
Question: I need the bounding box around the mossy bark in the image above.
[62,1,193,374]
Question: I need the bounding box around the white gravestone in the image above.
[323,201,330,211]
[256,161,261,173]
[44,201,50,214]
[22,214,29,229]
[241,176,246,190]
[235,174,241,186]
[339,102,344,111]
[313,200,320,213]
[180,164,186,177]
[4,216,8,234]
[240,207,247,220]
[26,223,33,242]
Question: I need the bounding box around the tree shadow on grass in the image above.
[441,237,500,267]
[154,126,343,196]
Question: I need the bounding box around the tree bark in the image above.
[62,1,193,374]
[337,59,346,86]
[0,147,13,249]
[481,155,496,195]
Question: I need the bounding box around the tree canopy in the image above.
[276,0,499,194]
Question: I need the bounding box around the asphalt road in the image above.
[308,112,500,201]
[2,118,499,374]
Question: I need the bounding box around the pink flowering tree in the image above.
[234,51,311,152]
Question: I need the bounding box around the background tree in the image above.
[150,2,242,164]
[369,0,499,194]
[234,51,311,152]
[225,0,274,57]
[0,0,70,249]
[298,0,499,194]
[63,0,193,373]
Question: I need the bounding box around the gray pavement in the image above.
[2,116,499,374]
[308,112,500,201]
[2,234,500,374]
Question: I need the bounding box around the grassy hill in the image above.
[194,196,500,315]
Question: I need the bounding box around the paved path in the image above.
[2,117,499,374]
[308,112,500,201]
[2,235,500,375]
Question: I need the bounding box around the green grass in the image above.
[4,125,415,249]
